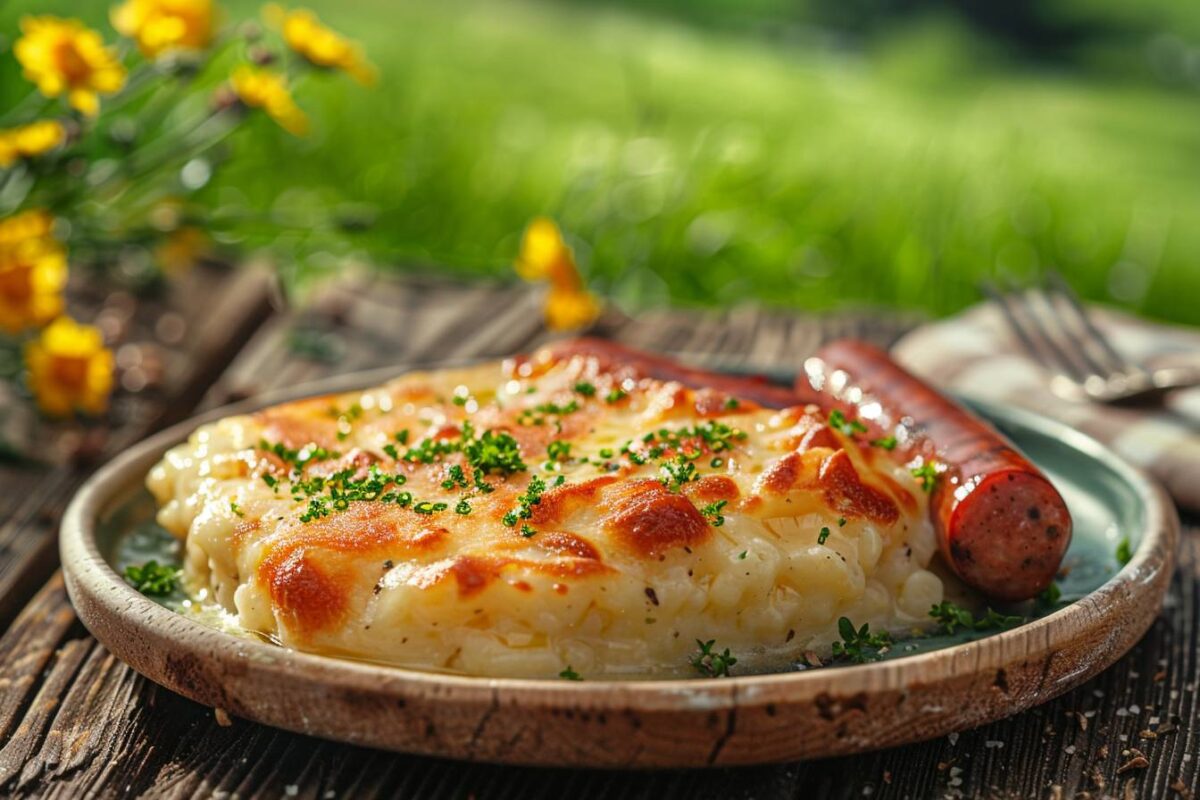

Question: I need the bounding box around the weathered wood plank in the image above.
[0,265,274,633]
[200,278,536,408]
[0,576,80,745]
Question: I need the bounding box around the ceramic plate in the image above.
[60,366,1178,767]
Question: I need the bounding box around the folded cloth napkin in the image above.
[892,303,1200,513]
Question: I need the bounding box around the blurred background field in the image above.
[3,0,1198,324]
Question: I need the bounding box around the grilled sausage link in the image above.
[803,339,1072,601]
[534,337,804,409]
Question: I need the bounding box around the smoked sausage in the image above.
[533,337,803,410]
[803,339,1072,602]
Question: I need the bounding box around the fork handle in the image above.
[1151,366,1200,393]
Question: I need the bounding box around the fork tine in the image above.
[981,280,1088,383]
[1045,272,1140,377]
[1011,283,1099,382]
[982,281,1045,364]
[1024,282,1114,383]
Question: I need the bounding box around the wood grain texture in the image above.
[1,275,1196,797]
[0,265,273,632]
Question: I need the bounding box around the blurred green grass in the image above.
[2,0,1199,324]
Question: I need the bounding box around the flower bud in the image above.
[249,46,276,66]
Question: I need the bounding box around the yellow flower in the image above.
[111,0,215,59]
[0,210,66,333]
[515,218,602,331]
[544,286,602,332]
[154,226,209,274]
[14,16,127,116]
[230,65,309,135]
[0,208,55,245]
[25,316,115,417]
[0,120,67,168]
[516,217,576,283]
[265,5,377,86]
[0,240,67,334]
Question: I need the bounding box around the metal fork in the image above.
[982,274,1200,404]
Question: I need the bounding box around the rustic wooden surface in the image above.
[0,267,1196,798]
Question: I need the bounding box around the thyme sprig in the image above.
[928,601,1023,635]
[830,617,891,663]
[691,639,738,678]
[124,561,181,596]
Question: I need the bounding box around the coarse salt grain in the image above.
[1149,716,1160,725]
[1119,734,1129,742]
[1084,711,1097,718]
[1117,708,1129,717]
[1065,746,1076,755]
[985,740,1004,749]
[1130,704,1141,714]
[948,732,959,746]
[285,787,298,798]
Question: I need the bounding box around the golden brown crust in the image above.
[150,339,939,676]
[817,450,901,525]
[239,353,912,634]
[601,479,712,558]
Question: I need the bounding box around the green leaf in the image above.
[690,638,737,678]
[1116,536,1133,566]
[124,561,181,597]
[1037,582,1062,607]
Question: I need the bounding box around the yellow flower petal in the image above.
[0,135,17,168]
[12,120,66,157]
[272,7,377,85]
[0,120,67,167]
[25,316,114,417]
[516,217,571,282]
[515,217,602,330]
[230,65,310,136]
[544,286,602,332]
[15,16,126,113]
[0,209,55,244]
[68,88,100,117]
[111,0,215,59]
[0,209,66,334]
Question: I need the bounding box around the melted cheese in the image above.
[147,348,942,678]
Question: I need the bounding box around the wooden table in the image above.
[0,266,1195,799]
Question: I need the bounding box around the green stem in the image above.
[0,92,56,128]
[124,107,240,177]
[91,63,162,117]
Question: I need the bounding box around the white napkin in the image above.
[893,303,1200,512]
